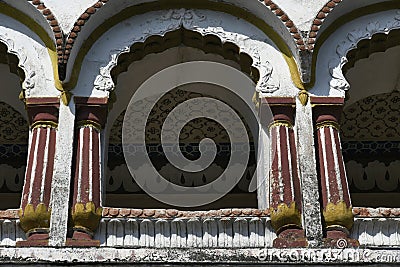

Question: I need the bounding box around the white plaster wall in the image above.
[75,9,297,98]
[0,13,59,97]
[42,0,98,34]
[311,10,400,98]
[273,0,327,32]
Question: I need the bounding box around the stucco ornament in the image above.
[329,11,400,93]
[93,9,280,94]
[94,51,128,91]
[0,33,36,95]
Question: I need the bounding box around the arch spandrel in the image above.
[311,9,400,97]
[74,9,298,98]
[0,13,59,98]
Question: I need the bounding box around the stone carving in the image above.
[328,11,400,93]
[351,218,400,247]
[161,9,206,27]
[94,9,279,93]
[0,34,36,95]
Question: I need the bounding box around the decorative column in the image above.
[262,97,307,248]
[311,97,358,247]
[67,97,107,246]
[17,98,59,247]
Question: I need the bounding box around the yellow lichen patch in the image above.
[71,202,103,234]
[18,203,51,233]
[323,201,354,231]
[270,202,302,233]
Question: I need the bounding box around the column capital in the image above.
[310,97,344,126]
[25,97,59,126]
[260,97,296,126]
[74,97,108,129]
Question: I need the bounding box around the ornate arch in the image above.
[0,42,25,85]
[0,5,60,97]
[313,9,400,97]
[0,37,35,95]
[80,8,296,97]
[108,28,260,85]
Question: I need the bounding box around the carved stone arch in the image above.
[0,37,35,96]
[86,8,291,97]
[0,41,25,86]
[342,28,400,75]
[0,11,60,97]
[63,0,299,79]
[313,9,400,97]
[107,28,261,88]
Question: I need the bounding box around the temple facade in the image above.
[0,0,399,264]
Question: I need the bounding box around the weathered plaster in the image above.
[41,0,98,34]
[48,100,76,246]
[0,13,58,97]
[273,0,327,32]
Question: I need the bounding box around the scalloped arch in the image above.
[342,28,400,75]
[0,42,25,85]
[108,28,260,87]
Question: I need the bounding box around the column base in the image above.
[323,229,359,248]
[65,228,100,247]
[65,238,100,247]
[16,231,49,247]
[273,228,308,248]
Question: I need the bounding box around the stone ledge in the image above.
[102,208,270,218]
[2,207,400,220]
[0,209,18,219]
[0,247,400,264]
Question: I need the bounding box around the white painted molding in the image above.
[95,217,276,248]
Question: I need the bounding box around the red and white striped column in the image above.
[18,98,59,246]
[68,97,107,245]
[311,97,358,247]
[262,97,306,248]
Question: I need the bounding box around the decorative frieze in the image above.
[95,216,275,248]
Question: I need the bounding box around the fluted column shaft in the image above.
[262,97,306,248]
[69,97,107,244]
[311,97,357,247]
[18,98,59,245]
